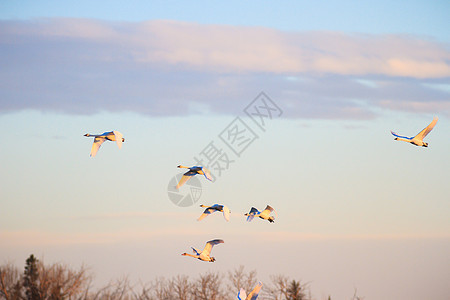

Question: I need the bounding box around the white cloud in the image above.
[0,19,449,118]
[7,19,447,77]
[141,23,449,77]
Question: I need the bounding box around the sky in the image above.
[0,1,449,299]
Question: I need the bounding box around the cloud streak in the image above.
[3,19,449,77]
[1,19,449,118]
[0,227,210,246]
[2,229,447,248]
[71,211,197,220]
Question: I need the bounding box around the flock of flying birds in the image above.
[83,116,438,299]
[175,165,276,299]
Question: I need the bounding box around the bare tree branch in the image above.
[0,263,22,300]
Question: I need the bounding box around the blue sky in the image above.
[1,0,449,41]
[0,1,449,299]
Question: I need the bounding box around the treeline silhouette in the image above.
[0,255,363,300]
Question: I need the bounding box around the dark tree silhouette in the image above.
[268,275,309,300]
[286,280,306,300]
[23,255,39,300]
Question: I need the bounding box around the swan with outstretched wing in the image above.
[176,165,212,189]
[181,239,224,262]
[391,117,438,147]
[237,281,263,300]
[198,204,231,222]
[245,205,276,223]
[84,131,124,157]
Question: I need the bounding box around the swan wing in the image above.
[211,204,224,210]
[100,131,113,136]
[414,117,438,141]
[263,205,274,213]
[246,207,259,222]
[90,137,105,157]
[197,212,210,221]
[247,282,263,300]
[237,288,247,300]
[261,205,277,218]
[183,169,199,176]
[176,174,193,189]
[202,168,213,181]
[222,205,231,222]
[390,131,412,140]
[113,131,123,149]
[249,207,259,214]
[272,207,278,218]
[191,247,200,255]
[197,208,214,221]
[246,214,255,222]
[202,239,224,256]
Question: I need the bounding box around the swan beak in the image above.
[84,134,89,137]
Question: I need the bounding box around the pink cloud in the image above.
[386,58,450,78]
[1,19,448,118]
[378,99,450,115]
[132,22,450,77]
[5,19,449,78]
[0,227,209,247]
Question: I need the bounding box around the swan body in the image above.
[391,117,438,147]
[176,165,213,189]
[181,239,224,262]
[245,205,276,223]
[198,204,231,222]
[237,282,263,300]
[84,131,125,157]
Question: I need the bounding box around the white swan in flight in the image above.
[391,117,438,147]
[245,205,277,223]
[84,131,124,157]
[198,204,231,222]
[237,281,263,300]
[176,165,213,189]
[181,239,224,262]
